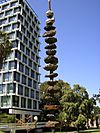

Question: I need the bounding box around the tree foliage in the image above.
[60,84,95,128]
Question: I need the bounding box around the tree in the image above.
[60,84,95,129]
[79,98,95,128]
[75,114,86,132]
[0,31,12,69]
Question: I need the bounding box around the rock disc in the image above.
[43,30,56,37]
[45,44,57,49]
[45,73,58,78]
[46,49,56,55]
[46,10,54,18]
[46,18,55,25]
[45,37,57,44]
[44,56,58,64]
[44,25,56,31]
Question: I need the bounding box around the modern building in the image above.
[0,0,41,119]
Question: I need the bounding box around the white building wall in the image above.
[0,0,41,116]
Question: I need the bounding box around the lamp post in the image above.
[34,116,38,133]
[64,119,67,132]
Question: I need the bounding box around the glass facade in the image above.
[0,0,40,115]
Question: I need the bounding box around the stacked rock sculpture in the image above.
[42,0,60,119]
[43,0,58,87]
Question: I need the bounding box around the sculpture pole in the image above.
[42,0,59,121]
[48,0,51,10]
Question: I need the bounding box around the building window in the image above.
[25,66,29,76]
[7,51,14,59]
[20,42,25,52]
[24,20,28,28]
[36,91,39,100]
[23,54,27,64]
[18,84,23,95]
[19,0,24,7]
[23,36,28,45]
[14,72,20,82]
[28,59,32,67]
[31,52,35,60]
[12,22,19,29]
[34,63,37,71]
[9,15,17,22]
[19,62,24,72]
[9,61,17,70]
[28,99,32,109]
[25,5,29,13]
[32,21,35,28]
[36,26,39,32]
[21,97,26,108]
[31,70,34,78]
[31,90,34,98]
[34,46,37,53]
[15,50,21,60]
[30,26,33,33]
[27,31,30,39]
[22,9,26,18]
[0,18,7,25]
[0,74,2,83]
[12,40,18,48]
[14,7,21,13]
[29,42,32,49]
[9,32,15,39]
[5,10,13,16]
[34,31,37,38]
[12,96,19,107]
[26,48,30,56]
[36,40,39,47]
[2,62,8,71]
[11,1,18,7]
[35,17,37,24]
[21,25,25,34]
[28,78,32,87]
[3,72,12,82]
[4,25,11,32]
[18,14,23,23]
[36,56,39,64]
[36,73,39,80]
[0,12,4,18]
[30,11,33,19]
[22,75,26,85]
[2,4,9,10]
[7,83,16,93]
[33,81,37,89]
[27,16,31,23]
[24,87,29,97]
[17,31,22,40]
[1,96,10,107]
[33,100,37,109]
[0,84,6,94]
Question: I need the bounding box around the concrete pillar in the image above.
[10,129,16,133]
[22,114,25,123]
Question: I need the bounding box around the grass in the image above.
[80,129,100,133]
[43,129,100,133]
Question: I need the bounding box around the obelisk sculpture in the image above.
[43,0,59,120]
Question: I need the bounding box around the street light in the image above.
[64,119,67,132]
[34,116,38,133]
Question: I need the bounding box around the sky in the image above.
[27,0,100,97]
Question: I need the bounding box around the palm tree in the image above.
[0,31,12,70]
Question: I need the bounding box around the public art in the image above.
[43,0,60,121]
